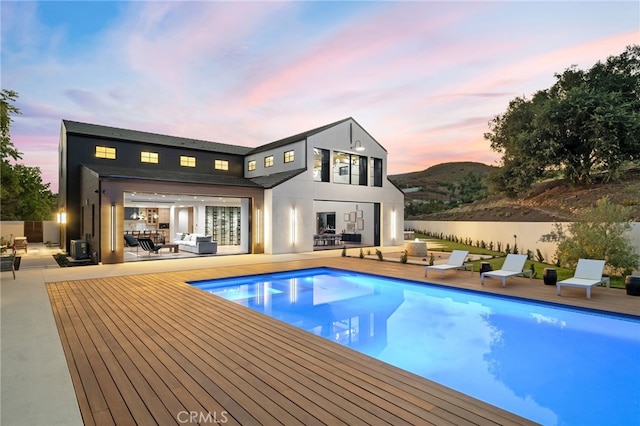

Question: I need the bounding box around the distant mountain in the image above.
[388,162,495,202]
[392,162,640,222]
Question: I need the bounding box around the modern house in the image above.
[58,117,405,263]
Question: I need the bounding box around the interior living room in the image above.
[122,192,249,261]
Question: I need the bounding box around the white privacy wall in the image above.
[405,220,640,268]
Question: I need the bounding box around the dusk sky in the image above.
[2,1,638,193]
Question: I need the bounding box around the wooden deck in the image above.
[47,257,638,425]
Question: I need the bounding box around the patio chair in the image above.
[424,250,472,277]
[124,234,139,253]
[1,255,15,279]
[556,259,609,299]
[481,254,532,287]
[138,237,164,255]
[12,237,27,254]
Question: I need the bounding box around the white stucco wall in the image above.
[406,220,640,268]
[264,119,404,254]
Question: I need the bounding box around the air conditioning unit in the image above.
[70,240,88,260]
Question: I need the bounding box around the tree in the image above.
[1,89,21,162]
[1,90,56,220]
[551,197,639,276]
[486,45,640,195]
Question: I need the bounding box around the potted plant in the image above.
[625,275,640,296]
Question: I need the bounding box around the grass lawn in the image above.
[418,234,626,289]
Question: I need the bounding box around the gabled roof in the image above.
[63,120,252,156]
[83,164,263,188]
[248,117,353,154]
[249,168,307,188]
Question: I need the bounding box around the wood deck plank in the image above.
[70,277,209,424]
[106,276,369,426]
[142,279,427,426]
[60,280,159,426]
[48,257,637,426]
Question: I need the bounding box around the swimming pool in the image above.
[190,267,640,426]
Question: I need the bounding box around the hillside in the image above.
[389,162,495,203]
[390,163,640,222]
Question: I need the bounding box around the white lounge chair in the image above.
[481,254,532,287]
[424,250,472,277]
[556,259,609,299]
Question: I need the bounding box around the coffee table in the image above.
[163,243,179,253]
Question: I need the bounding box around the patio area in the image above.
[2,244,638,425]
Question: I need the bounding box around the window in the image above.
[248,160,256,171]
[284,150,294,163]
[264,155,274,168]
[95,146,116,159]
[313,148,330,182]
[214,159,229,170]
[141,151,158,163]
[371,158,383,187]
[180,156,196,167]
[333,152,367,185]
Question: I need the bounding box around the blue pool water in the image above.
[190,267,640,426]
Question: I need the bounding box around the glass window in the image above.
[141,151,158,163]
[333,152,350,184]
[284,150,294,163]
[214,159,229,170]
[180,156,196,167]
[371,157,383,187]
[248,160,256,171]
[264,155,274,168]
[95,146,116,159]
[313,148,330,182]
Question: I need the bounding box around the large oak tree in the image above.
[485,45,640,195]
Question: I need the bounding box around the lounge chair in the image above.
[424,250,472,277]
[481,254,532,287]
[124,234,139,253]
[556,259,609,299]
[12,237,27,254]
[138,237,164,255]
[1,255,16,279]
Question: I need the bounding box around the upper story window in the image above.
[141,151,158,164]
[214,159,229,170]
[371,157,383,187]
[284,150,294,163]
[247,160,256,171]
[313,148,330,182]
[264,155,274,168]
[95,146,116,159]
[180,156,196,167]
[333,151,367,186]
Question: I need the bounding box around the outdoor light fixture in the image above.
[56,212,67,224]
[290,207,296,245]
[256,208,261,244]
[391,209,397,240]
[110,205,116,252]
[351,139,365,152]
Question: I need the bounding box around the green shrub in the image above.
[375,249,383,261]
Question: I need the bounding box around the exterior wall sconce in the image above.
[256,208,261,244]
[290,207,296,245]
[351,140,365,152]
[56,212,67,224]
[110,204,116,252]
[391,209,397,240]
